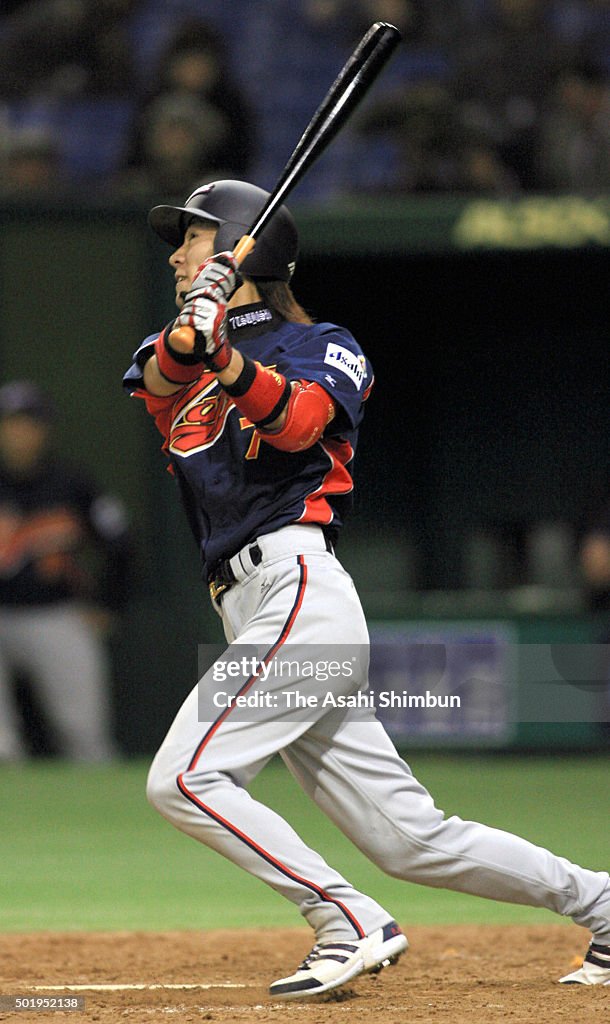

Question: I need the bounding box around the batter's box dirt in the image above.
[0,925,607,1024]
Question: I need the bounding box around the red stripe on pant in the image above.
[186,553,309,770]
[177,554,366,939]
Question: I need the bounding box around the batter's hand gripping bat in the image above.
[169,20,401,351]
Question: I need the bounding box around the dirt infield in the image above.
[0,925,607,1023]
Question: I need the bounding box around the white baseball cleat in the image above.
[269,919,408,1000]
[559,942,610,985]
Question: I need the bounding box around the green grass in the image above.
[0,754,608,932]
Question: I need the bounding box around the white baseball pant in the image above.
[147,525,610,943]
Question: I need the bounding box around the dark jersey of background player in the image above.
[0,381,131,612]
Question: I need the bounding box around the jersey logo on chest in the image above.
[169,377,235,456]
[168,366,275,460]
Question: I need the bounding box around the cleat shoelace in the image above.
[298,945,322,971]
[298,941,359,972]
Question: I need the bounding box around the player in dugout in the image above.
[124,180,610,998]
[0,380,130,760]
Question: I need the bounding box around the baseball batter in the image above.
[124,180,610,998]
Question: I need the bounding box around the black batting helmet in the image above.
[148,180,299,282]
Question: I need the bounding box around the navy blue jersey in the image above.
[124,302,373,574]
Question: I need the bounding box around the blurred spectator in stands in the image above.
[451,0,564,189]
[355,82,459,192]
[120,18,254,190]
[299,0,450,87]
[300,0,494,53]
[113,93,228,200]
[353,80,519,194]
[0,127,68,199]
[302,0,440,47]
[0,0,141,102]
[358,0,481,53]
[551,0,610,73]
[538,61,610,191]
[0,380,132,761]
[300,0,346,33]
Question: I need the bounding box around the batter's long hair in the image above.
[256,280,314,325]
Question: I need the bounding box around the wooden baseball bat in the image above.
[170,21,401,351]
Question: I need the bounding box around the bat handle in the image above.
[168,234,257,353]
[233,234,256,263]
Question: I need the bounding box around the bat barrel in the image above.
[168,22,401,354]
[246,22,400,242]
[278,22,399,185]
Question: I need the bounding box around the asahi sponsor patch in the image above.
[324,342,366,390]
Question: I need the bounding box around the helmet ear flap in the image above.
[214,222,245,257]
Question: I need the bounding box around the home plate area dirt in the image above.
[1,925,607,1023]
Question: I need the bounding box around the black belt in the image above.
[208,531,334,603]
[208,542,262,603]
